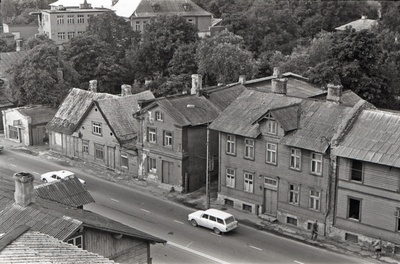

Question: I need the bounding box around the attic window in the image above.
[183,3,191,10]
[155,111,163,121]
[266,113,277,135]
[67,235,83,248]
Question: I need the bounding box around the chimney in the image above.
[16,39,22,51]
[13,172,36,207]
[239,75,246,85]
[191,74,202,95]
[271,78,288,94]
[326,83,342,103]
[89,80,97,92]
[273,67,282,78]
[121,84,132,96]
[57,68,64,84]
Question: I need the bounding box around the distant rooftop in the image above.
[335,16,378,31]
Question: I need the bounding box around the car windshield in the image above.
[225,216,235,224]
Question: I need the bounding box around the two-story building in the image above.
[332,108,400,252]
[209,81,366,235]
[46,84,154,177]
[112,0,213,37]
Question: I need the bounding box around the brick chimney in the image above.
[13,172,36,207]
[121,84,132,96]
[57,68,64,84]
[89,80,97,92]
[191,74,202,96]
[239,75,246,85]
[327,83,342,103]
[273,67,282,78]
[271,78,288,94]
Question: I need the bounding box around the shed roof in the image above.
[46,88,118,134]
[0,228,116,263]
[334,109,400,167]
[35,176,95,208]
[112,0,211,19]
[15,105,58,125]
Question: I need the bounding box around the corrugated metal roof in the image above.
[35,176,95,208]
[95,91,154,144]
[46,88,118,134]
[333,109,400,167]
[113,0,211,18]
[0,229,116,263]
[14,105,57,125]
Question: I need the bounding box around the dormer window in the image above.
[266,113,277,135]
[152,3,160,12]
[183,3,191,10]
[155,111,163,121]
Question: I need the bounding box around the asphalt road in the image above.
[0,148,370,264]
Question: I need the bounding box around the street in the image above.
[0,148,370,264]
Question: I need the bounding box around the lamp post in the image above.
[187,104,210,209]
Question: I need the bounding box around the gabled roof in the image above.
[35,176,95,208]
[244,72,325,98]
[46,88,118,134]
[93,91,154,144]
[210,89,353,153]
[12,105,58,125]
[50,0,113,8]
[0,51,30,77]
[334,109,400,167]
[0,227,116,263]
[203,83,247,112]
[335,16,378,31]
[112,0,211,19]
[143,94,220,126]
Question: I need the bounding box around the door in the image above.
[107,146,115,169]
[162,160,171,184]
[264,188,278,216]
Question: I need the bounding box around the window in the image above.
[67,31,75,39]
[396,209,400,232]
[77,14,84,23]
[309,189,320,211]
[243,204,252,212]
[57,32,65,40]
[82,140,89,154]
[348,198,361,221]
[163,131,173,147]
[287,216,298,226]
[92,122,102,136]
[244,138,254,159]
[148,128,156,143]
[135,21,141,31]
[77,31,85,35]
[94,144,104,160]
[67,15,74,24]
[201,214,209,219]
[311,153,322,175]
[54,132,62,146]
[350,159,363,182]
[226,134,236,155]
[148,157,157,173]
[226,168,235,188]
[290,148,301,170]
[121,154,128,168]
[266,143,277,164]
[57,15,64,24]
[289,184,299,205]
[9,126,19,141]
[264,177,277,187]
[209,215,216,222]
[266,113,277,135]
[155,111,163,121]
[67,235,82,248]
[244,172,254,193]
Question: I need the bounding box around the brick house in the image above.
[209,82,367,235]
[46,84,154,176]
[331,108,400,252]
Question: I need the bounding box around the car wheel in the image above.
[213,228,221,235]
[191,220,198,227]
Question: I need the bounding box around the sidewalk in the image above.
[1,135,398,264]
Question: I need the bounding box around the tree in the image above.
[6,42,80,107]
[0,38,16,52]
[22,34,54,50]
[196,30,258,85]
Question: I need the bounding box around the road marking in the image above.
[186,241,193,248]
[249,245,262,251]
[141,208,150,213]
[174,220,184,225]
[168,241,230,264]
[294,261,304,264]
[110,198,119,202]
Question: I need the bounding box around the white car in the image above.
[40,170,86,185]
[188,208,238,234]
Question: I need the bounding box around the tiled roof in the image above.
[0,51,30,77]
[46,88,118,134]
[0,228,116,263]
[50,0,113,8]
[95,91,154,144]
[210,90,353,153]
[333,109,400,167]
[335,17,378,31]
[113,0,211,19]
[245,73,325,98]
[15,105,58,125]
[35,176,95,208]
